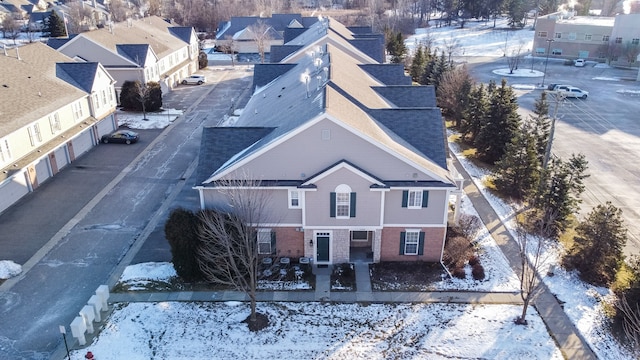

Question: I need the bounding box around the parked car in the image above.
[574,59,586,67]
[557,86,589,99]
[182,75,206,85]
[101,130,139,144]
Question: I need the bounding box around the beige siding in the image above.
[383,189,448,225]
[240,118,443,182]
[305,167,382,227]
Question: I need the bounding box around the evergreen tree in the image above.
[536,154,589,235]
[507,0,526,28]
[429,51,449,90]
[461,83,488,143]
[530,92,551,163]
[494,124,541,200]
[409,46,427,83]
[564,202,627,286]
[164,208,203,282]
[474,78,521,163]
[386,31,407,64]
[420,49,437,85]
[45,10,67,38]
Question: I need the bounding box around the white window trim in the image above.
[336,192,350,219]
[288,190,301,209]
[407,190,422,209]
[257,228,271,255]
[404,229,420,255]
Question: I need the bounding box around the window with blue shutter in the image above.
[330,192,336,217]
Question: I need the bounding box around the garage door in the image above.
[54,146,69,171]
[34,156,51,184]
[97,116,116,137]
[71,129,94,158]
[0,174,29,214]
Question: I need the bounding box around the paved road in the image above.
[0,66,253,359]
[465,58,640,257]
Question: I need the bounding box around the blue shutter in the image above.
[418,232,425,255]
[399,232,406,255]
[401,190,408,207]
[422,191,429,208]
[349,192,356,217]
[330,192,336,217]
[271,230,277,255]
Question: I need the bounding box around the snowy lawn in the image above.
[71,302,562,360]
[0,260,21,280]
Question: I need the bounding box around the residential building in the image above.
[195,18,462,265]
[0,42,117,214]
[48,16,200,95]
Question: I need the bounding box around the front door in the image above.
[316,234,330,262]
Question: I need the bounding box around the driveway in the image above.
[466,58,640,256]
[0,65,254,359]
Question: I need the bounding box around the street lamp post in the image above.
[541,38,554,88]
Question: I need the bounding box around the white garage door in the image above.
[54,146,69,171]
[97,116,116,137]
[0,174,29,214]
[71,130,94,158]
[34,157,51,184]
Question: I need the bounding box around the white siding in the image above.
[0,175,29,214]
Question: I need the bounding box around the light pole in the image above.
[541,38,554,88]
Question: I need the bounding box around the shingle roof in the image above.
[269,45,303,63]
[116,44,150,66]
[196,127,276,185]
[46,36,75,49]
[0,43,87,136]
[372,86,437,107]
[252,63,296,89]
[56,62,100,93]
[216,14,318,40]
[198,18,453,186]
[168,26,195,44]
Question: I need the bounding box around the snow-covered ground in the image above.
[1,16,632,360]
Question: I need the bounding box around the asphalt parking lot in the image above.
[467,58,640,256]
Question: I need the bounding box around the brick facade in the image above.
[379,227,445,262]
[273,227,304,259]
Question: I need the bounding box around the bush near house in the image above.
[164,207,203,282]
[119,80,163,112]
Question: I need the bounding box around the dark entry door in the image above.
[316,235,330,262]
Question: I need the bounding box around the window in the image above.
[535,48,545,54]
[3,140,10,160]
[603,35,610,42]
[633,38,640,45]
[585,34,592,41]
[555,32,562,39]
[257,229,272,254]
[73,102,82,120]
[402,190,429,209]
[49,113,61,134]
[330,184,355,218]
[289,190,300,209]
[93,94,99,109]
[101,90,107,105]
[552,48,563,55]
[615,37,622,44]
[336,192,350,217]
[408,190,422,208]
[321,129,330,140]
[568,33,576,40]
[27,128,35,146]
[537,31,547,37]
[351,231,368,241]
[34,124,42,142]
[400,230,424,255]
[0,139,8,162]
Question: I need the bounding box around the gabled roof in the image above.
[56,62,105,93]
[116,44,151,66]
[46,35,76,50]
[0,43,87,136]
[168,26,196,44]
[197,18,452,186]
[302,159,385,187]
[216,14,318,40]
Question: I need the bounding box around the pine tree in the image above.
[564,202,627,286]
[410,46,426,83]
[474,78,521,163]
[421,49,437,85]
[494,124,541,200]
[536,154,589,235]
[530,92,551,163]
[461,83,488,143]
[46,10,67,38]
[429,51,449,90]
[386,31,407,64]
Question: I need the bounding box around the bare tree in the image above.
[617,294,640,356]
[221,35,237,67]
[198,175,275,330]
[515,213,554,325]
[443,35,461,64]
[66,0,94,34]
[248,20,272,64]
[507,40,526,74]
[1,17,21,45]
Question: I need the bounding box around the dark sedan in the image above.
[101,130,139,144]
